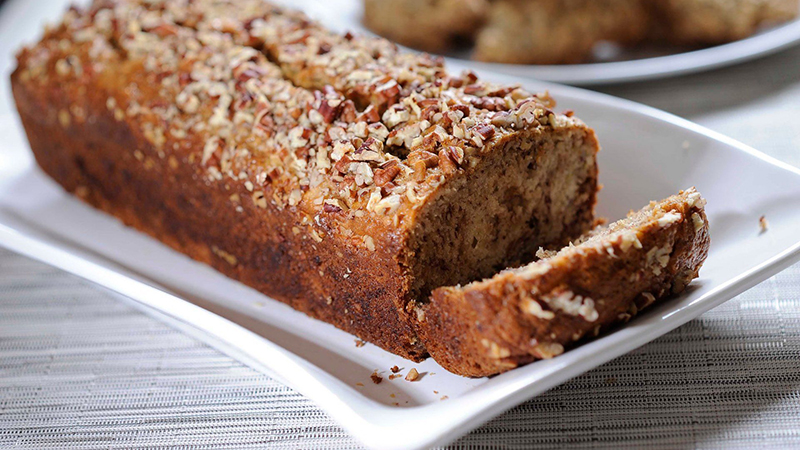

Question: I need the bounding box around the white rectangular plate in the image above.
[2,1,800,449]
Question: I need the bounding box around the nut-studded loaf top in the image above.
[17,0,575,244]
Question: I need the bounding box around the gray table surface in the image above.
[3,38,800,450]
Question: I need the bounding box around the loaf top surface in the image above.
[15,0,589,246]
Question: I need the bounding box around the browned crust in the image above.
[420,189,711,377]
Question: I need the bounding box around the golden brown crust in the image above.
[420,188,711,377]
[11,0,599,361]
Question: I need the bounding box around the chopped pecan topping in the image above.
[28,0,576,222]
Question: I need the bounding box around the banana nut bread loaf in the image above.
[11,0,599,361]
[418,188,710,377]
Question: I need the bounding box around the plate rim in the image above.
[2,82,800,449]
[304,0,800,85]
[451,19,800,85]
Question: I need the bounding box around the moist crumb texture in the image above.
[12,0,598,363]
[419,188,711,377]
[363,0,800,64]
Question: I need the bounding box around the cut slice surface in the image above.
[419,188,711,377]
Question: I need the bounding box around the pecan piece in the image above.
[380,181,396,196]
[463,83,483,95]
[352,137,383,161]
[374,164,401,188]
[317,99,343,123]
[450,104,470,118]
[412,161,427,182]
[472,124,496,141]
[373,78,400,109]
[417,99,440,108]
[323,202,343,213]
[470,96,507,112]
[486,86,517,97]
[334,155,352,174]
[234,65,268,83]
[357,104,381,123]
[446,146,465,166]
[147,23,179,37]
[421,105,440,121]
[407,150,439,168]
[438,149,458,174]
[339,100,358,123]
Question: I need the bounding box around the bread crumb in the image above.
[370,371,383,384]
[405,368,420,382]
[440,395,449,401]
[390,365,400,373]
[356,382,364,387]
[389,393,395,398]
[355,339,366,348]
[759,215,769,234]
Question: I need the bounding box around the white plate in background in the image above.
[2,1,800,449]
[282,0,800,85]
